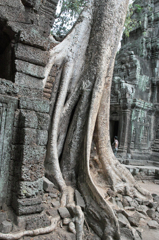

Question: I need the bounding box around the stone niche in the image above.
[0,0,58,230]
[0,20,15,81]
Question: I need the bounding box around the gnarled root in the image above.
[0,216,60,240]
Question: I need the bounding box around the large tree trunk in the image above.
[44,0,152,239]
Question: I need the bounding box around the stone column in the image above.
[12,98,50,216]
[118,109,131,157]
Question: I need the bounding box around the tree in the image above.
[44,0,152,239]
[52,0,86,38]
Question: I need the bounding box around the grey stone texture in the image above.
[111,0,159,162]
[58,207,71,219]
[0,220,12,233]
[0,0,57,220]
[74,190,85,209]
[43,177,55,193]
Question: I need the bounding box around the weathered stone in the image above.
[136,205,148,215]
[0,79,19,96]
[117,213,130,228]
[20,97,50,113]
[51,201,60,208]
[0,211,7,224]
[37,112,50,130]
[43,177,54,192]
[58,207,71,219]
[25,213,51,230]
[0,220,12,233]
[15,43,49,67]
[46,209,59,217]
[116,200,123,209]
[15,60,45,79]
[15,72,43,89]
[49,193,57,198]
[18,178,43,198]
[147,220,159,229]
[120,228,134,240]
[128,212,141,227]
[19,86,43,99]
[37,130,48,145]
[74,190,85,209]
[14,145,46,181]
[147,209,156,219]
[20,110,38,129]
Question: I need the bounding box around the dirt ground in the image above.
[138,181,159,240]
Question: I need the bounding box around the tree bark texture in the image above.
[43,0,152,239]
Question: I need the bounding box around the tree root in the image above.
[0,216,60,240]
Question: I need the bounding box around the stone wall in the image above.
[0,0,58,220]
[111,0,159,162]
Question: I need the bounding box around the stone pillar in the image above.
[12,98,50,216]
[118,109,131,157]
[0,94,18,206]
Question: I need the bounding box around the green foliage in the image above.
[134,4,143,13]
[124,3,143,37]
[52,0,86,38]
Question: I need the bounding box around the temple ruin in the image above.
[111,0,159,166]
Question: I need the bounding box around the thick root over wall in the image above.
[1,0,152,239]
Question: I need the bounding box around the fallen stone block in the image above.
[74,190,85,209]
[58,207,71,219]
[51,201,60,208]
[43,177,54,192]
[0,220,12,233]
[147,220,159,229]
[147,209,156,219]
[128,212,141,227]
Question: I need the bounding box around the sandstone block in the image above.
[74,190,85,209]
[58,207,71,219]
[128,212,141,227]
[19,86,43,99]
[15,72,43,89]
[0,220,12,233]
[117,213,130,228]
[147,209,156,219]
[25,213,51,230]
[37,112,50,130]
[15,60,45,79]
[37,130,48,145]
[147,220,159,229]
[20,110,38,129]
[18,178,43,198]
[15,43,49,67]
[51,201,60,208]
[43,177,54,192]
[20,97,50,113]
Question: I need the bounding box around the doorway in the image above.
[110,120,119,144]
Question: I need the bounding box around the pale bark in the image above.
[43,0,152,239]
